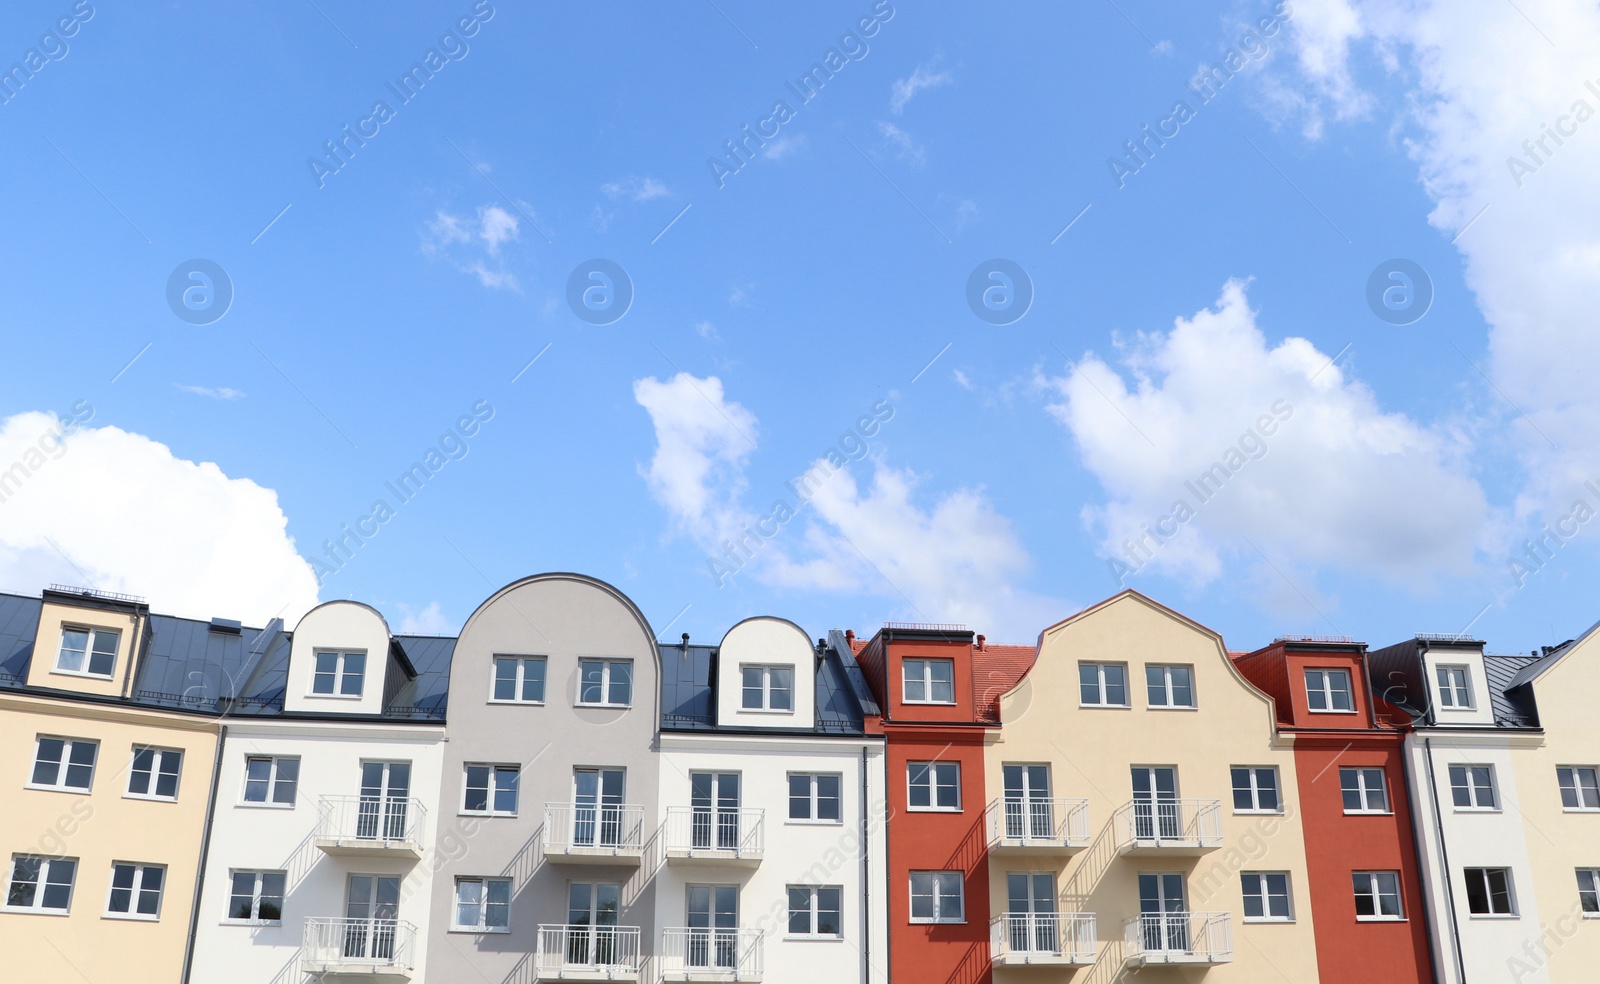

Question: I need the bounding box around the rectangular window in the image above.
[30,736,97,792]
[787,885,843,937]
[1304,668,1354,712]
[1436,665,1473,708]
[1578,870,1600,915]
[1146,664,1195,708]
[1353,871,1404,921]
[1340,768,1390,813]
[311,650,366,696]
[908,761,961,811]
[1231,767,1281,813]
[453,876,511,932]
[5,856,76,913]
[226,870,285,923]
[106,862,164,919]
[56,626,119,678]
[741,665,795,711]
[463,764,520,816]
[788,773,842,822]
[909,871,964,923]
[491,655,546,703]
[1464,867,1516,916]
[1449,764,1498,810]
[1079,662,1128,707]
[241,755,299,806]
[902,659,955,704]
[127,746,182,800]
[1241,872,1293,921]
[577,659,632,707]
[1558,767,1600,811]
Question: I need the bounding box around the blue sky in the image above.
[3,0,1597,658]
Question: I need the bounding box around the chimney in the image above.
[976,634,986,651]
[845,630,855,644]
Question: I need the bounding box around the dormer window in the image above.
[741,665,794,711]
[1305,669,1354,712]
[311,651,365,697]
[1436,665,1473,709]
[56,627,119,679]
[903,659,955,705]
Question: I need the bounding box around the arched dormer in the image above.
[283,600,404,715]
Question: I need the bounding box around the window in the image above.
[741,665,795,711]
[453,877,511,932]
[463,764,519,816]
[5,856,76,913]
[788,885,843,937]
[1241,872,1293,921]
[242,756,299,806]
[1436,665,1473,708]
[30,736,97,792]
[1578,870,1600,915]
[909,871,964,923]
[1353,871,1403,921]
[227,870,285,923]
[106,863,164,919]
[577,659,632,706]
[908,761,961,811]
[127,746,182,800]
[1079,662,1128,707]
[1340,768,1389,813]
[1558,767,1600,811]
[902,659,955,704]
[1304,668,1354,712]
[491,656,546,703]
[1464,867,1516,916]
[1231,767,1281,813]
[789,773,842,823]
[1449,765,1498,810]
[1146,664,1195,708]
[56,626,118,678]
[311,650,366,696]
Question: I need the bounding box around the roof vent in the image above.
[209,617,243,635]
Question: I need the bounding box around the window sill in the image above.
[123,793,178,804]
[24,783,91,796]
[902,700,958,706]
[740,707,796,715]
[1355,916,1407,923]
[1078,703,1131,710]
[1561,807,1600,814]
[1,907,70,917]
[1234,809,1284,816]
[909,918,966,925]
[1342,810,1394,816]
[1452,807,1502,814]
[104,912,160,922]
[786,819,844,826]
[50,668,115,681]
[221,919,282,927]
[575,703,632,710]
[1147,705,1198,711]
[450,926,511,934]
[1583,912,1600,919]
[907,806,963,813]
[237,801,296,810]
[1467,913,1519,920]
[1242,917,1294,924]
[487,699,546,706]
[459,811,518,819]
[1307,708,1357,714]
[784,934,845,941]
[306,692,364,700]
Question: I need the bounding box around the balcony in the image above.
[663,807,764,866]
[985,798,1090,855]
[661,927,764,982]
[544,804,646,866]
[1123,912,1233,966]
[1112,799,1222,855]
[315,796,427,859]
[990,912,1097,967]
[535,924,642,981]
[302,917,417,980]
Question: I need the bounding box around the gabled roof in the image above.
[973,643,1035,723]
[1484,654,1541,728]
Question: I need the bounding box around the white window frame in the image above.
[452,876,512,933]
[1340,767,1390,814]
[240,755,299,808]
[902,658,956,705]
[786,884,844,938]
[1436,665,1474,709]
[740,664,795,712]
[105,862,165,921]
[1230,766,1282,814]
[1079,662,1129,707]
[461,763,520,817]
[1353,871,1404,921]
[28,735,98,793]
[1240,871,1294,922]
[1304,668,1355,713]
[1464,866,1517,917]
[489,655,547,704]
[1145,663,1196,709]
[224,869,286,925]
[1558,767,1600,811]
[1578,869,1600,917]
[1449,764,1499,811]
[126,746,183,802]
[54,625,120,680]
[907,761,961,812]
[576,658,633,707]
[788,773,843,824]
[310,649,366,698]
[909,871,964,924]
[4,855,77,914]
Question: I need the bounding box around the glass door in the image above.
[690,773,741,850]
[358,761,411,840]
[573,768,626,847]
[345,875,400,959]
[1130,767,1179,840]
[687,885,738,969]
[1003,764,1054,839]
[1006,872,1059,953]
[1138,873,1188,953]
[566,882,620,966]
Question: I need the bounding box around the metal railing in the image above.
[985,797,1090,848]
[303,917,417,973]
[661,927,763,979]
[536,924,642,977]
[663,807,764,858]
[1112,798,1222,849]
[316,795,427,846]
[544,803,646,856]
[990,912,1096,963]
[1123,912,1232,963]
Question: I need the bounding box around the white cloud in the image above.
[1043,280,1489,590]
[477,205,519,256]
[633,374,758,543]
[423,204,522,289]
[890,59,953,114]
[0,410,320,626]
[602,176,671,203]
[395,601,452,635]
[1152,39,1174,56]
[877,121,925,165]
[953,369,974,390]
[694,320,719,340]
[762,135,806,160]
[175,384,245,400]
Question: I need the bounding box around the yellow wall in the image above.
[25,601,143,698]
[986,592,1320,983]
[0,693,218,983]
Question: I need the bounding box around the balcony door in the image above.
[690,772,741,850]
[1003,764,1054,839]
[1138,873,1188,953]
[566,882,621,966]
[686,885,738,969]
[358,761,411,841]
[573,768,626,847]
[345,874,400,960]
[1130,766,1179,840]
[1006,872,1058,953]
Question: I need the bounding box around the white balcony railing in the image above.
[661,927,764,981]
[536,923,642,979]
[990,912,1097,964]
[315,796,427,855]
[544,803,646,861]
[1123,912,1233,965]
[1112,799,1222,852]
[663,807,764,861]
[302,917,418,976]
[985,797,1090,851]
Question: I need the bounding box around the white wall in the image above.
[1422,645,1497,727]
[715,618,817,729]
[283,602,396,716]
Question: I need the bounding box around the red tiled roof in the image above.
[973,644,1036,722]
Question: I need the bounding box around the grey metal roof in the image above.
[1484,654,1542,728]
[0,594,42,684]
[129,613,263,712]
